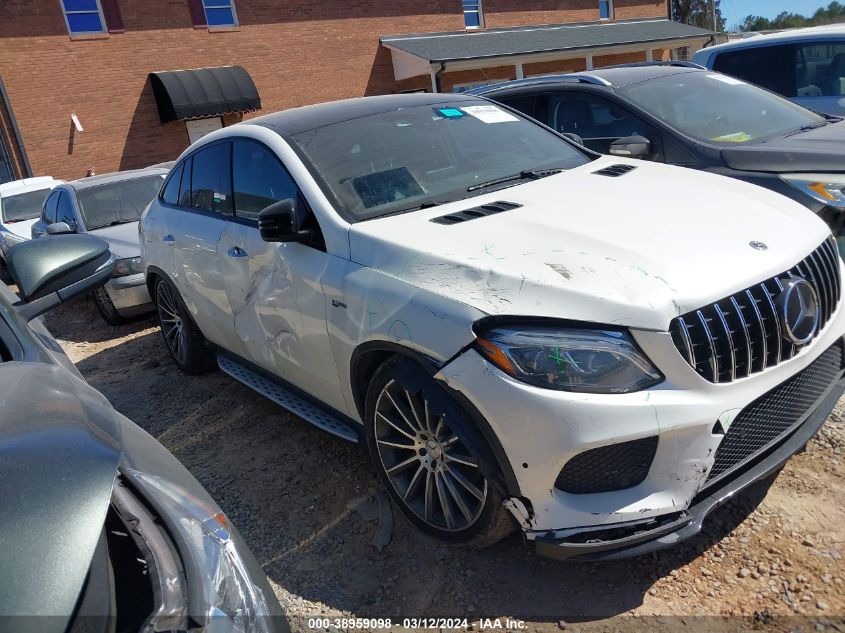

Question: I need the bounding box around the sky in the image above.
[721,0,833,28]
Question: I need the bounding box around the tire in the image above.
[364,356,514,547]
[154,276,215,374]
[93,286,128,326]
[0,256,11,285]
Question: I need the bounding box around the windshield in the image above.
[1,188,52,223]
[618,72,827,145]
[77,175,164,230]
[289,100,589,220]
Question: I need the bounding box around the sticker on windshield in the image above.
[711,131,753,143]
[436,107,466,118]
[707,74,745,86]
[461,105,519,123]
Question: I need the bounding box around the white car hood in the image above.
[2,218,36,241]
[348,158,831,331]
[88,222,141,260]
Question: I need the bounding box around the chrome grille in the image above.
[670,238,841,383]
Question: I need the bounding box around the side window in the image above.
[178,157,192,207]
[43,191,59,224]
[797,42,845,97]
[232,140,298,222]
[55,192,77,227]
[712,45,797,97]
[161,161,184,205]
[495,94,538,120]
[549,93,652,154]
[190,143,233,214]
[496,93,552,127]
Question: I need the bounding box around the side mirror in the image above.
[560,132,585,146]
[6,234,114,321]
[46,222,75,235]
[258,199,313,243]
[609,135,651,158]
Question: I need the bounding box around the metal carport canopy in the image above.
[380,19,713,80]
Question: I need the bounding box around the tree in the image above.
[671,0,727,31]
[739,15,771,31]
[738,1,845,31]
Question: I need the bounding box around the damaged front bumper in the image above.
[106,273,153,316]
[436,310,845,559]
[535,371,844,560]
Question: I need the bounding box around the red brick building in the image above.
[0,1,710,182]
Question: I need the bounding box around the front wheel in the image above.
[154,277,215,374]
[364,357,513,546]
[93,286,127,325]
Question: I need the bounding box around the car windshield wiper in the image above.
[781,120,830,138]
[371,200,442,219]
[466,168,563,192]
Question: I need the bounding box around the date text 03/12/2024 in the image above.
[306,618,528,629]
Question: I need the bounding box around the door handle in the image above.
[227,246,248,258]
[162,234,175,244]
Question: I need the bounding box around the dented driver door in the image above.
[217,139,347,413]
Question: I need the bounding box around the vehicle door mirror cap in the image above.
[560,132,585,146]
[46,221,75,235]
[609,135,651,157]
[6,234,114,321]
[258,199,313,243]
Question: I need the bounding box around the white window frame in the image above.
[202,0,239,28]
[599,0,614,21]
[60,0,107,35]
[463,0,484,30]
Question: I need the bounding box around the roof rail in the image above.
[602,60,706,70]
[465,73,611,94]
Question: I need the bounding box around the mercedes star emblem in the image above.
[776,277,820,345]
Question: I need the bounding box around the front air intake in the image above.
[555,436,658,494]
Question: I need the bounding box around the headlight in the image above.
[127,469,274,633]
[476,326,663,393]
[1,230,25,248]
[113,256,142,277]
[782,174,845,210]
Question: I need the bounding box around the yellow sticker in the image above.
[711,131,753,143]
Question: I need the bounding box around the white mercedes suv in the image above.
[140,93,845,560]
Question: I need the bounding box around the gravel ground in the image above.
[46,295,845,632]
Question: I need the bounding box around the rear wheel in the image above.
[364,357,513,546]
[154,277,215,374]
[93,286,127,325]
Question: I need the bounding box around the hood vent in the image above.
[593,164,637,178]
[430,201,521,225]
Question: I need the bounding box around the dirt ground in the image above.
[47,295,845,632]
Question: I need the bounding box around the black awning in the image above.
[149,65,261,123]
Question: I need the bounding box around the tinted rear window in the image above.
[712,45,797,96]
[76,175,164,230]
[1,188,52,223]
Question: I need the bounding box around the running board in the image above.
[217,355,360,443]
